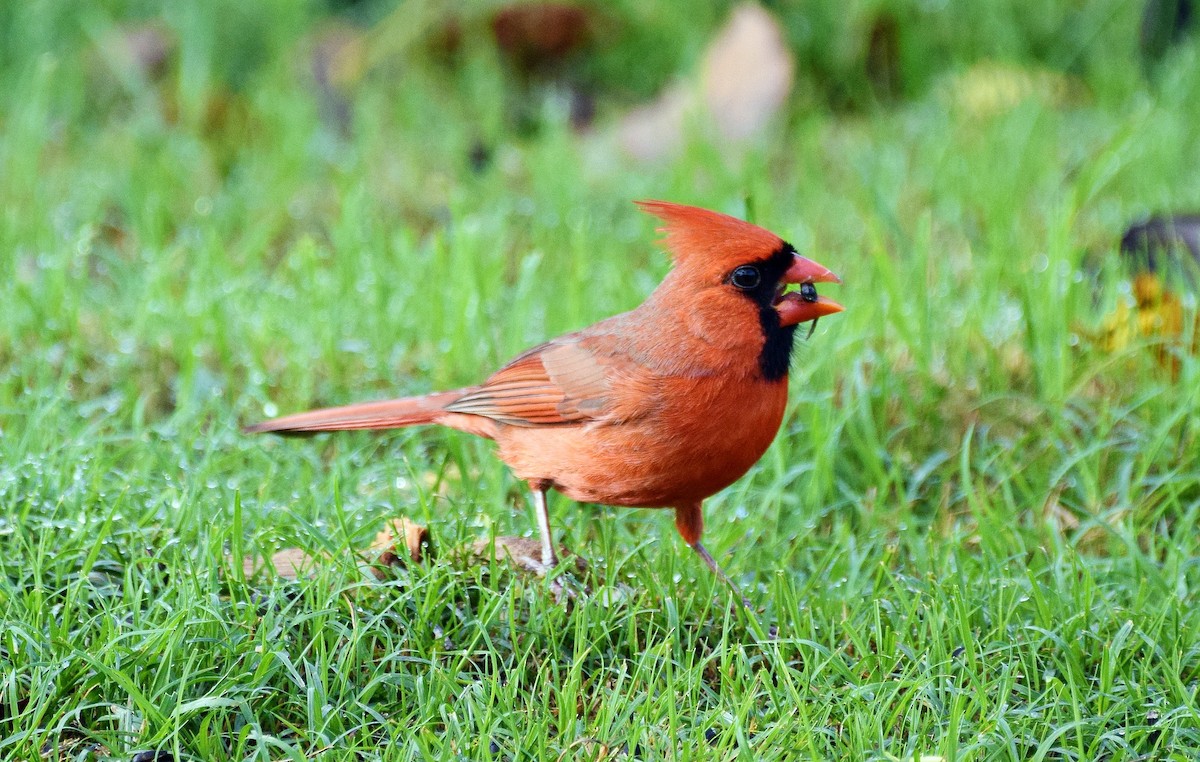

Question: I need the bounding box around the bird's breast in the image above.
[494,372,790,508]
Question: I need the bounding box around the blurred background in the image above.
[5,1,1200,757]
[3,0,1200,539]
[5,0,1200,552]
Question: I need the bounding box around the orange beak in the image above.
[774,253,844,328]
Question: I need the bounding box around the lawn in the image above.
[3,1,1200,759]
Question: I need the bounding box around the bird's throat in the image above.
[755,303,797,382]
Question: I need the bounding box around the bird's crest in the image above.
[636,200,786,271]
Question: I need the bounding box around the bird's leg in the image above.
[689,541,752,610]
[527,480,587,603]
[675,502,752,609]
[530,480,557,570]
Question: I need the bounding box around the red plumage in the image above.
[247,200,844,604]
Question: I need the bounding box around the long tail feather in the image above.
[244,389,470,435]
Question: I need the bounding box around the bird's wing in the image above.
[443,336,654,427]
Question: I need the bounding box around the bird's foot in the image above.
[689,541,754,610]
[548,571,588,604]
[473,535,590,601]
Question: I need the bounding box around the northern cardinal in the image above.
[247,201,843,602]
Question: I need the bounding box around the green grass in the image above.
[4,1,1200,759]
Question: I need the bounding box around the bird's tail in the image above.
[244,389,469,435]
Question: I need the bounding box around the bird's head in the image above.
[637,199,843,325]
[636,200,844,379]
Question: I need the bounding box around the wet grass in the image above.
[3,1,1200,759]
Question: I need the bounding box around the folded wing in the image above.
[446,338,650,427]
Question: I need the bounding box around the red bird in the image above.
[247,201,843,601]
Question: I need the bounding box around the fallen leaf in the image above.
[473,535,546,571]
[699,2,793,142]
[618,2,793,161]
[369,517,432,578]
[943,60,1083,118]
[491,3,592,74]
[472,535,586,575]
[244,547,318,580]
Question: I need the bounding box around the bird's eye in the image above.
[730,266,761,290]
[800,282,818,303]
